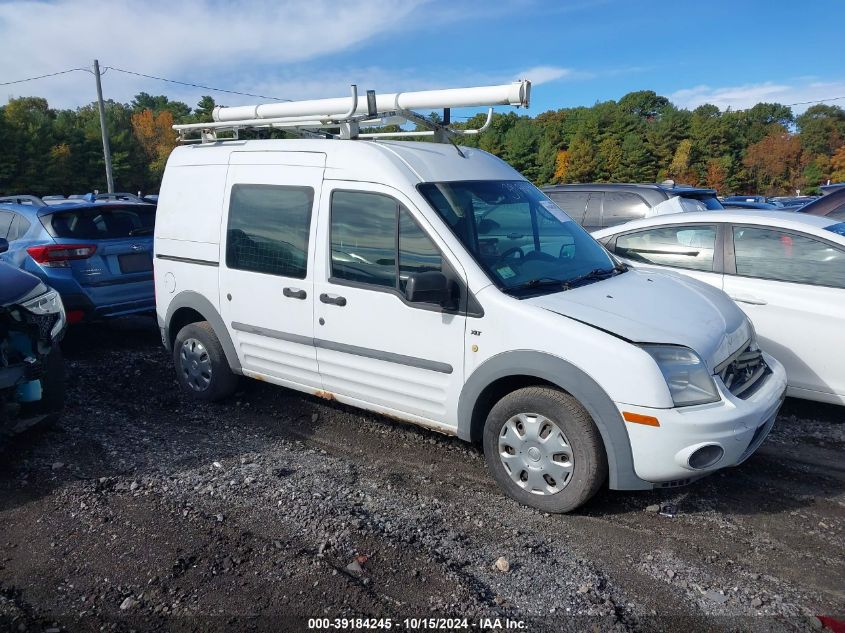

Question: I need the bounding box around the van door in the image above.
[313,182,467,430]
[219,152,325,390]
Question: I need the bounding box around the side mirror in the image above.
[405,271,450,305]
[0,238,8,254]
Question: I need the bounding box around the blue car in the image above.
[0,201,156,323]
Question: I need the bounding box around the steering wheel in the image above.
[495,246,524,265]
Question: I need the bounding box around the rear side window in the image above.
[226,184,313,279]
[7,214,31,241]
[583,193,602,230]
[732,226,845,288]
[602,192,649,227]
[615,225,717,272]
[0,211,13,238]
[44,206,156,239]
[547,192,589,224]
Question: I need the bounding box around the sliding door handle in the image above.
[320,293,347,307]
[283,287,307,300]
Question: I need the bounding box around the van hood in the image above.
[525,268,751,372]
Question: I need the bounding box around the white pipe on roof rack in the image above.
[212,80,531,122]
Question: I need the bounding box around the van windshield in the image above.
[418,180,620,295]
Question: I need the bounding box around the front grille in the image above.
[717,341,768,399]
[22,311,59,340]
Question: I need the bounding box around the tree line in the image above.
[1,89,843,197]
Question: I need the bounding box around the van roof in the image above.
[167,139,521,185]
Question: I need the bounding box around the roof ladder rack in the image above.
[172,80,531,144]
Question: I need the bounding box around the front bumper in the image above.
[618,352,787,484]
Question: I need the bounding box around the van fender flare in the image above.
[457,350,651,491]
[164,291,242,374]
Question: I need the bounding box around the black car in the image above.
[541,181,723,232]
[0,238,66,437]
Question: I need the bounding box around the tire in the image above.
[482,386,607,513]
[173,321,238,402]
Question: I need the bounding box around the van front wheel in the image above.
[173,321,238,402]
[483,386,606,513]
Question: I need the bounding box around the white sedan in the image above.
[593,210,845,405]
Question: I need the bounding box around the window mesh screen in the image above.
[226,184,313,279]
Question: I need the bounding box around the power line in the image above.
[1,64,843,110]
[0,67,89,86]
[104,66,291,102]
[783,95,845,107]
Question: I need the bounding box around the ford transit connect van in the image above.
[154,136,787,513]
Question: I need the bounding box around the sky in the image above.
[1,0,844,117]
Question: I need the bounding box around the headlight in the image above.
[641,345,720,407]
[20,289,66,339]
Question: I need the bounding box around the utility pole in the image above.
[93,59,114,193]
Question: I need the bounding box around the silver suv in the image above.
[541,182,723,232]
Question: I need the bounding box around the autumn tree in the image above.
[705,157,730,192]
[830,146,845,183]
[743,128,803,194]
[131,109,178,180]
[553,149,569,183]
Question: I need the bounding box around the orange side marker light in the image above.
[623,411,660,427]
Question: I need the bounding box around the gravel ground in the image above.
[0,317,843,633]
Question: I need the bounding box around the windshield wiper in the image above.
[504,277,567,294]
[562,263,627,290]
[504,264,627,295]
[129,227,154,236]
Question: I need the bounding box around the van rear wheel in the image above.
[173,322,238,402]
[483,386,606,513]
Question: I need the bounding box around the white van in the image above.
[154,86,786,513]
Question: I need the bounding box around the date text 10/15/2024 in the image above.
[307,617,528,630]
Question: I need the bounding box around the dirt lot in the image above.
[0,317,843,633]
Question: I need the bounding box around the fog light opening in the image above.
[688,444,724,470]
